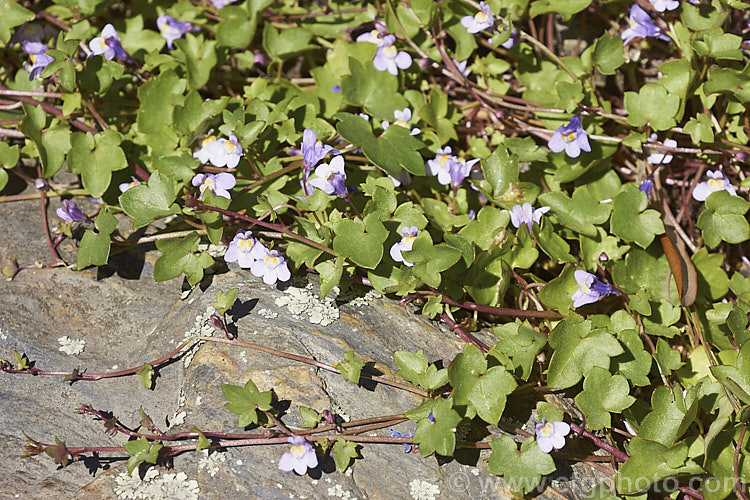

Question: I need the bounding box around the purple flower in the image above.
[535,418,570,453]
[331,84,341,93]
[388,428,415,453]
[356,21,388,46]
[88,24,128,61]
[56,200,88,223]
[650,0,679,12]
[692,170,737,201]
[426,147,457,185]
[428,410,435,423]
[646,134,676,165]
[571,270,615,308]
[448,157,480,188]
[621,5,670,45]
[209,0,236,8]
[157,15,194,50]
[547,116,591,158]
[390,226,418,267]
[224,230,265,268]
[278,436,317,475]
[250,246,291,285]
[639,177,654,198]
[301,129,339,170]
[509,203,551,232]
[119,176,141,193]
[309,156,347,196]
[461,2,494,34]
[373,35,412,76]
[191,172,236,200]
[206,132,243,168]
[12,23,56,45]
[22,41,54,80]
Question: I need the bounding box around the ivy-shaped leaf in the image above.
[337,351,365,384]
[574,367,635,430]
[488,436,556,494]
[610,184,665,248]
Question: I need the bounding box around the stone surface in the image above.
[0,197,608,499]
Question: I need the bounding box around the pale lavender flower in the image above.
[22,41,54,80]
[382,108,420,135]
[509,203,551,232]
[390,226,418,267]
[426,147,457,185]
[356,21,388,46]
[210,0,236,8]
[448,157,479,188]
[331,84,341,93]
[373,35,412,75]
[428,410,435,423]
[621,5,670,45]
[56,200,88,223]
[206,132,243,168]
[309,155,347,196]
[224,230,265,268]
[157,15,194,49]
[452,59,471,77]
[646,134,676,165]
[650,0,679,12]
[692,170,737,201]
[88,24,128,61]
[547,116,591,158]
[535,418,570,453]
[461,2,494,34]
[571,270,615,308]
[193,136,217,164]
[278,436,317,475]
[501,29,518,49]
[639,177,654,198]
[191,172,236,200]
[301,129,339,170]
[119,176,141,193]
[250,246,291,285]
[253,52,269,66]
[388,428,415,453]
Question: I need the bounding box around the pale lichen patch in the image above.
[57,336,85,355]
[197,449,226,477]
[409,479,440,500]
[114,468,199,500]
[275,284,339,326]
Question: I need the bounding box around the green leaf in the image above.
[338,351,365,384]
[468,365,517,425]
[341,58,409,120]
[481,147,518,198]
[299,406,322,428]
[119,171,181,229]
[175,34,217,90]
[76,207,117,269]
[653,338,684,377]
[593,33,625,75]
[616,438,704,495]
[0,142,19,168]
[174,91,228,136]
[153,232,213,286]
[696,190,750,247]
[331,438,358,472]
[0,1,35,43]
[412,398,461,457]
[459,206,509,251]
[612,329,653,387]
[638,385,699,447]
[216,6,258,48]
[683,114,715,145]
[124,437,162,475]
[222,379,273,428]
[575,367,635,430]
[67,130,127,198]
[711,341,750,406]
[19,105,71,179]
[610,184,665,248]
[529,0,592,20]
[488,436,556,494]
[394,349,448,390]
[315,257,344,298]
[490,321,547,380]
[547,314,624,389]
[624,84,680,131]
[539,186,611,238]
[262,24,313,61]
[137,363,155,389]
[137,69,186,134]
[211,288,238,316]
[333,214,387,269]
